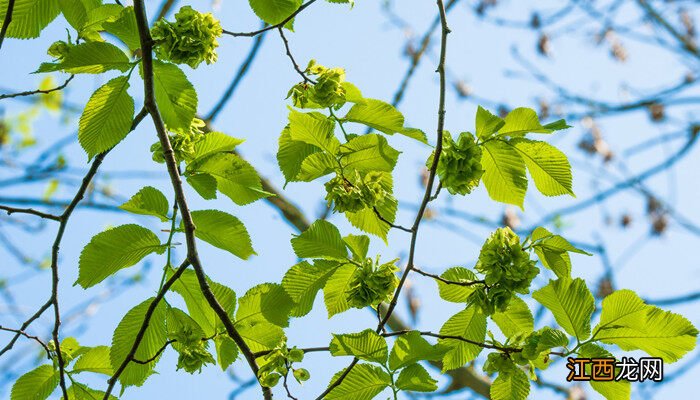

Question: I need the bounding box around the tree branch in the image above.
[223,0,318,38]
[0,0,15,50]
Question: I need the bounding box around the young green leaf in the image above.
[577,343,631,400]
[237,321,286,353]
[399,127,429,144]
[214,336,239,371]
[343,234,370,261]
[491,296,534,338]
[344,98,404,135]
[288,109,339,154]
[58,0,101,32]
[64,382,118,400]
[189,131,245,167]
[188,209,255,259]
[0,0,60,39]
[186,173,218,200]
[291,219,348,260]
[436,267,479,303]
[329,329,388,363]
[339,134,400,172]
[119,186,170,222]
[388,331,446,371]
[103,6,140,51]
[395,363,438,392]
[10,364,58,400]
[530,226,591,279]
[236,283,293,328]
[77,224,166,288]
[438,307,487,371]
[248,0,301,25]
[170,269,236,337]
[278,125,321,183]
[325,363,392,400]
[151,61,198,133]
[73,346,113,375]
[192,152,271,205]
[110,298,168,387]
[36,42,131,74]
[323,263,356,317]
[499,107,551,136]
[282,260,339,317]
[490,368,530,400]
[475,105,504,139]
[344,172,397,242]
[595,289,648,332]
[79,4,122,40]
[511,138,574,196]
[481,139,528,209]
[78,75,135,159]
[533,278,595,341]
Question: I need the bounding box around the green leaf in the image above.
[339,134,400,172]
[323,263,356,317]
[543,119,571,131]
[78,76,135,159]
[438,307,487,371]
[325,364,392,400]
[278,125,321,183]
[214,336,239,371]
[188,210,255,260]
[343,234,369,261]
[77,224,165,288]
[11,364,58,400]
[236,283,293,328]
[499,107,551,136]
[490,368,530,400]
[58,0,100,31]
[492,296,534,338]
[475,106,504,139]
[187,173,217,200]
[282,260,339,317]
[395,363,438,392]
[596,303,698,363]
[238,321,285,353]
[389,331,446,371]
[344,99,404,135]
[399,127,429,144]
[170,269,236,337]
[437,267,479,303]
[531,226,591,279]
[577,343,631,400]
[36,42,131,74]
[595,289,648,332]
[63,383,117,400]
[481,139,528,209]
[79,4,122,40]
[511,139,574,196]
[291,220,348,260]
[193,152,271,205]
[248,0,301,25]
[329,329,388,363]
[166,307,206,343]
[110,298,167,387]
[0,0,60,39]
[288,109,339,154]
[119,186,169,222]
[152,60,197,133]
[73,346,113,375]
[533,278,595,341]
[296,152,336,181]
[103,6,140,51]
[190,131,245,166]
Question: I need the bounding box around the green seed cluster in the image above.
[170,326,215,374]
[151,6,223,69]
[151,118,206,163]
[47,41,71,60]
[324,171,387,213]
[483,352,517,375]
[469,227,538,314]
[347,257,399,308]
[287,60,347,108]
[258,345,309,388]
[433,131,484,195]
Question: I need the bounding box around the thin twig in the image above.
[0,326,51,359]
[382,330,522,354]
[278,27,314,83]
[0,205,61,221]
[412,266,486,287]
[0,75,75,101]
[223,0,318,38]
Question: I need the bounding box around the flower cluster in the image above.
[287,60,347,108]
[324,171,388,213]
[151,118,206,163]
[433,131,484,195]
[47,41,71,60]
[258,344,309,388]
[469,227,538,314]
[170,326,215,374]
[151,6,223,68]
[347,257,399,308]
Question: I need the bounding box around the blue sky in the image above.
[1,0,698,399]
